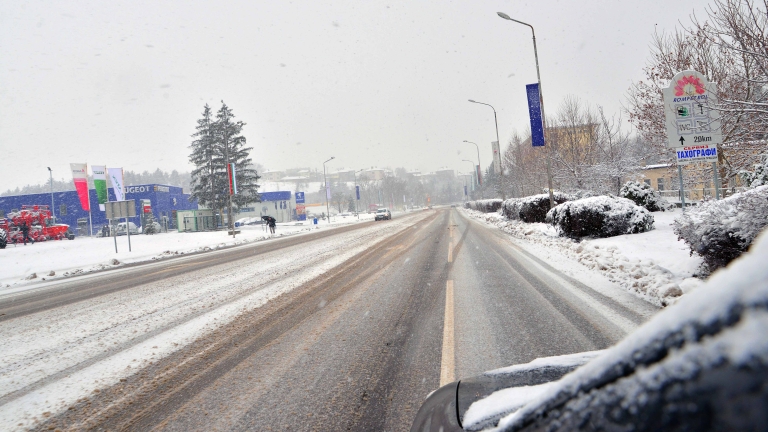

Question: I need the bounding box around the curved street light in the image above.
[462,159,477,194]
[468,99,505,199]
[323,157,335,224]
[497,11,554,207]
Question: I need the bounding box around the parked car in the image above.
[113,222,139,236]
[374,208,391,221]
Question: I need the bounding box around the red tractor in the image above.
[0,205,72,248]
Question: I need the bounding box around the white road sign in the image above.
[662,70,723,151]
[674,144,719,165]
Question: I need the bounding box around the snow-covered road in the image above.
[0,211,429,430]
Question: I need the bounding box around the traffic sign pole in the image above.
[678,165,686,210]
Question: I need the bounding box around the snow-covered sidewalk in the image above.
[0,213,377,290]
[463,208,703,307]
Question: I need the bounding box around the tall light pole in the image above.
[497,11,554,208]
[469,99,505,200]
[47,167,55,222]
[323,157,335,224]
[462,140,481,181]
[353,169,364,219]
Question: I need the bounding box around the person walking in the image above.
[20,220,34,245]
[268,216,276,234]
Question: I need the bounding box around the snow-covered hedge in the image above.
[502,192,572,223]
[673,185,768,273]
[465,199,502,213]
[619,180,671,212]
[547,196,654,238]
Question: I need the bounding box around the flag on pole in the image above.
[108,168,125,202]
[227,163,237,195]
[70,163,91,211]
[92,165,108,211]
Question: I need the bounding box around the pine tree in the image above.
[189,104,218,207]
[213,102,260,212]
[189,102,261,231]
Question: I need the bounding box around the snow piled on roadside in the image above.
[464,208,702,307]
[0,214,376,289]
[494,227,768,431]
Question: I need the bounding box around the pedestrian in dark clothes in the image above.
[20,221,34,245]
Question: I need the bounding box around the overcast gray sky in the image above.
[1,0,710,190]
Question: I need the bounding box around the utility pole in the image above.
[323,157,335,224]
[47,167,55,222]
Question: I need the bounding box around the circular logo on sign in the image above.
[674,75,705,97]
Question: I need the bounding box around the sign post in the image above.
[105,200,137,253]
[663,70,723,208]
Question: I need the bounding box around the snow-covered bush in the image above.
[501,198,523,220]
[547,196,654,238]
[739,152,768,188]
[466,199,502,213]
[516,192,572,223]
[619,180,670,212]
[673,185,768,273]
[502,193,572,222]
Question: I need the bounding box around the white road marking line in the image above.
[440,280,455,386]
[448,241,453,263]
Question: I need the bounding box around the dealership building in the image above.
[0,184,197,235]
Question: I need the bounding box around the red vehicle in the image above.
[0,205,72,248]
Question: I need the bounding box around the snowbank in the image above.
[0,213,376,289]
[464,208,701,306]
[494,227,768,431]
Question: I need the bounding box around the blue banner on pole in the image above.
[526,83,545,147]
[356,185,360,200]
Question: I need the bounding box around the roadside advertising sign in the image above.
[675,144,718,165]
[295,191,305,203]
[526,83,545,147]
[108,168,125,201]
[356,186,361,200]
[663,70,723,152]
[92,165,108,211]
[492,141,502,174]
[70,163,91,212]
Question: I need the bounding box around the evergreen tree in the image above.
[213,102,260,211]
[189,102,261,232]
[189,104,218,207]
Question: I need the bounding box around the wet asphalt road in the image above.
[31,208,657,431]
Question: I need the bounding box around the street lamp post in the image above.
[462,159,477,193]
[47,167,55,222]
[323,157,335,224]
[468,99,505,200]
[462,140,482,197]
[497,11,555,208]
[354,169,364,220]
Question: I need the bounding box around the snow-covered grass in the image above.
[464,208,703,307]
[0,213,377,290]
